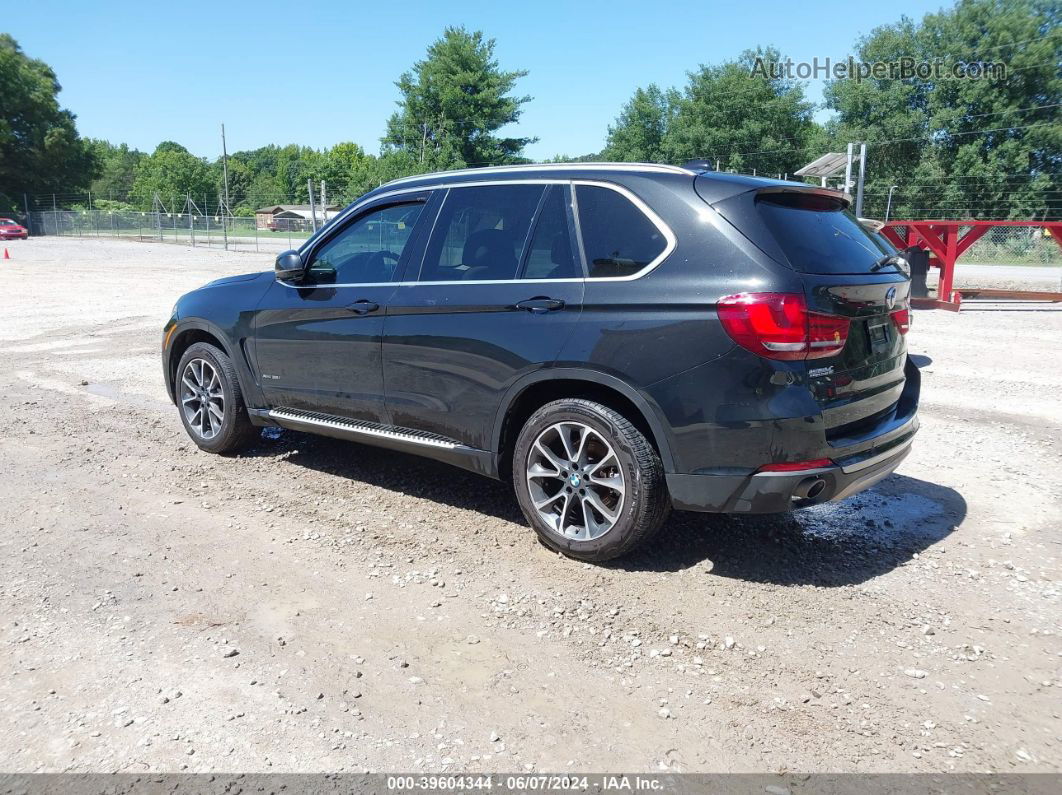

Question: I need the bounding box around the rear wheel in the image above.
[513,399,669,562]
[176,342,257,454]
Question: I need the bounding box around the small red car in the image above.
[0,218,28,239]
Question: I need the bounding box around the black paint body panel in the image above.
[162,165,919,513]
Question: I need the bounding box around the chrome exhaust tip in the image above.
[793,476,827,500]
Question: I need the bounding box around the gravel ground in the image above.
[0,237,1059,774]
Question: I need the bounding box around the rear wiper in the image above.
[870,254,909,274]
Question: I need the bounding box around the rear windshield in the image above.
[755,192,896,274]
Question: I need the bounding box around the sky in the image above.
[8,0,951,162]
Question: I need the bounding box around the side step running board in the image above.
[268,408,468,450]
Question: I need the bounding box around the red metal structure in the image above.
[882,220,1062,311]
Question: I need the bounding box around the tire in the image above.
[513,399,670,562]
[175,342,258,454]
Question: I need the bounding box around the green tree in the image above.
[601,48,818,175]
[221,157,252,211]
[0,34,97,210]
[244,170,286,210]
[230,145,287,209]
[321,142,379,202]
[602,85,677,162]
[383,27,534,169]
[87,139,145,203]
[130,142,214,211]
[664,47,818,175]
[824,0,1061,220]
[372,150,422,186]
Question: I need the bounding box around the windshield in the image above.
[754,192,897,274]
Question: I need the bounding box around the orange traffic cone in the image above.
[2,249,8,259]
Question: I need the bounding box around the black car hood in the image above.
[201,271,271,289]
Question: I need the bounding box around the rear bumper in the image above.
[667,418,916,513]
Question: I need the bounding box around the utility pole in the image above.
[221,123,232,249]
[844,142,854,198]
[855,142,867,218]
[307,179,319,234]
[219,192,228,250]
[320,180,327,224]
[421,122,428,164]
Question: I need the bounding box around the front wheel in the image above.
[175,342,257,454]
[513,399,670,562]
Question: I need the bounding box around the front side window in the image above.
[576,185,666,278]
[419,184,544,282]
[307,202,424,284]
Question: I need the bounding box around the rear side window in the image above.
[576,185,666,278]
[754,192,895,274]
[419,184,543,282]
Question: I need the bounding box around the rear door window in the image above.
[753,192,896,274]
[419,184,543,282]
[520,185,580,280]
[576,185,666,278]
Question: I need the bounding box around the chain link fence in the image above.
[25,209,316,254]
[24,208,1062,266]
[963,225,1062,265]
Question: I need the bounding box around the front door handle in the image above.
[347,299,380,315]
[515,297,565,314]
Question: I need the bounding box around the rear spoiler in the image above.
[754,185,853,208]
[693,172,852,207]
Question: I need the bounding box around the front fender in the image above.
[163,317,261,407]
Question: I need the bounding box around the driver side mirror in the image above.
[274,250,304,282]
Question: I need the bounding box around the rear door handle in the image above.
[346,299,380,315]
[515,297,565,314]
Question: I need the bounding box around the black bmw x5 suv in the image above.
[163,163,919,561]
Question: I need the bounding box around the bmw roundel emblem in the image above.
[885,286,897,310]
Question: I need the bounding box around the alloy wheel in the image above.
[526,421,626,540]
[180,358,225,440]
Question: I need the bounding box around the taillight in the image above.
[716,293,849,361]
[890,308,910,335]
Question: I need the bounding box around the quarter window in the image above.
[576,185,666,278]
[520,185,579,280]
[419,185,543,282]
[307,202,424,283]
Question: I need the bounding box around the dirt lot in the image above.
[0,237,1059,774]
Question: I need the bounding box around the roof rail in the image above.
[382,161,695,188]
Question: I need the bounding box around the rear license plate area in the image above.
[867,321,889,347]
